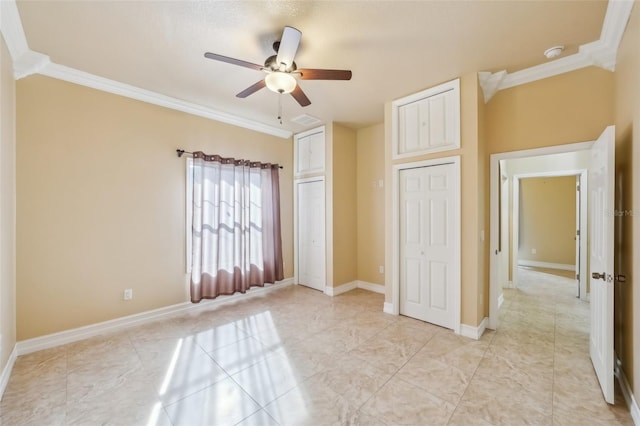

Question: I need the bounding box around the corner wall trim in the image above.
[518,260,575,271]
[15,278,293,356]
[460,317,488,340]
[616,356,640,425]
[498,293,505,310]
[383,302,394,315]
[0,346,18,400]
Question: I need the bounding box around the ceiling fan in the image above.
[204,26,352,107]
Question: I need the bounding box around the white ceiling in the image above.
[15,1,608,134]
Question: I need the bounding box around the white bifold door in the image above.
[297,179,326,292]
[400,163,458,329]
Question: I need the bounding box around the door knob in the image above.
[592,272,606,281]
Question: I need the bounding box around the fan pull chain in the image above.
[277,93,283,125]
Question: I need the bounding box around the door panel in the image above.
[400,164,456,328]
[297,180,325,291]
[589,126,615,404]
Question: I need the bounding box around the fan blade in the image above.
[276,26,301,70]
[291,85,311,107]
[204,52,263,71]
[297,69,352,80]
[236,80,266,98]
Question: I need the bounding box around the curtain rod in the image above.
[176,149,283,169]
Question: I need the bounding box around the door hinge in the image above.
[577,184,580,191]
[576,229,580,236]
[576,273,580,280]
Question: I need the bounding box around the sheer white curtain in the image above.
[190,153,283,303]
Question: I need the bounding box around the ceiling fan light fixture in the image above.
[265,72,297,94]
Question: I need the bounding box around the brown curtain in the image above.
[190,152,284,303]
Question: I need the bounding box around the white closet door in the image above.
[297,180,326,291]
[400,164,456,328]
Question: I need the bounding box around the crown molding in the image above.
[478,70,507,103]
[40,63,292,138]
[0,0,291,139]
[479,0,634,102]
[0,0,29,60]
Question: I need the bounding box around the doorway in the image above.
[489,141,593,330]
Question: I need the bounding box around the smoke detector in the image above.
[544,45,565,59]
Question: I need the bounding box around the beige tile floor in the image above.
[0,268,633,425]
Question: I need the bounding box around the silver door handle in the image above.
[592,272,606,281]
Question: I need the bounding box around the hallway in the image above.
[486,267,631,424]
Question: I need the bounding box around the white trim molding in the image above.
[460,317,488,340]
[517,260,576,272]
[479,0,635,101]
[324,281,357,297]
[356,281,385,294]
[616,356,640,424]
[324,280,385,297]
[383,302,394,314]
[497,292,505,310]
[0,346,18,400]
[15,278,293,356]
[38,63,291,139]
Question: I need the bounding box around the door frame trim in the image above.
[294,176,326,291]
[391,155,461,334]
[489,141,594,330]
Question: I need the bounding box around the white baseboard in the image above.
[355,281,385,294]
[518,260,575,271]
[324,281,357,297]
[460,317,488,340]
[0,346,17,400]
[383,302,394,314]
[15,278,293,356]
[616,356,640,424]
[498,292,505,309]
[324,280,385,297]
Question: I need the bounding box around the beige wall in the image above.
[356,124,385,286]
[0,35,16,378]
[519,176,576,266]
[613,3,639,395]
[16,75,293,340]
[331,123,357,286]
[487,67,614,154]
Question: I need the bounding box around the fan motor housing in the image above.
[264,55,297,72]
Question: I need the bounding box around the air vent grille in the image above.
[290,114,322,126]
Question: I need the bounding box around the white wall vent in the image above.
[291,114,322,127]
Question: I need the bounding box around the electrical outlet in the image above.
[531,248,537,255]
[124,289,133,300]
[379,265,385,274]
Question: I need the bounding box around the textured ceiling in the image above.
[16,0,608,133]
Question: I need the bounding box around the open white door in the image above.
[589,125,615,404]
